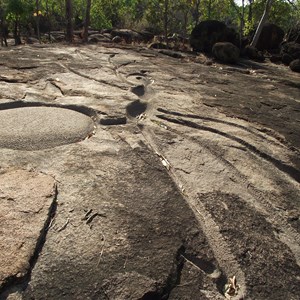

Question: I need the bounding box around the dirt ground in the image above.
[0,42,299,300]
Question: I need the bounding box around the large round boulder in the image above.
[289,59,300,72]
[282,53,293,65]
[255,23,284,51]
[212,42,240,64]
[190,20,238,53]
[281,42,300,60]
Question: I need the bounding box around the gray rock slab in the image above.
[0,44,299,300]
[14,137,215,299]
[0,107,95,150]
[0,169,56,289]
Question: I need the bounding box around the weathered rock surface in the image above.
[0,44,299,300]
[0,169,56,290]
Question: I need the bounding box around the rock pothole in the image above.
[0,105,96,150]
[126,100,147,117]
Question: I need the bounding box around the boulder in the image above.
[255,23,284,51]
[112,36,122,43]
[88,34,111,43]
[148,42,169,49]
[281,42,300,60]
[139,30,155,43]
[282,53,293,65]
[190,20,238,53]
[244,45,265,62]
[158,49,185,59]
[270,55,282,63]
[111,29,143,43]
[289,59,300,72]
[212,42,240,64]
[26,37,39,44]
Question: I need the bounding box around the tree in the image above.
[163,0,169,43]
[0,1,8,46]
[65,0,73,42]
[82,0,91,43]
[191,0,201,26]
[6,0,31,45]
[35,0,41,42]
[250,0,273,47]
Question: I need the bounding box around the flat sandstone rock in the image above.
[0,169,56,289]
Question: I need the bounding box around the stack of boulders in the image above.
[76,28,154,44]
[280,41,300,72]
[190,21,300,72]
[190,20,240,64]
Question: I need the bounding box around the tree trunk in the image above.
[65,0,73,43]
[36,0,41,43]
[194,0,201,26]
[45,0,51,42]
[248,0,253,22]
[240,0,245,48]
[83,0,91,43]
[0,8,5,47]
[164,0,169,45]
[208,0,212,19]
[250,0,273,48]
[14,17,21,45]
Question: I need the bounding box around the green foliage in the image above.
[1,0,298,38]
[6,0,33,20]
[90,0,112,29]
[200,0,239,22]
[244,0,295,33]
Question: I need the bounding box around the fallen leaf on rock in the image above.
[224,276,239,299]
[155,151,171,170]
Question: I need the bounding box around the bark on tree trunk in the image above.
[250,0,273,48]
[0,7,5,46]
[208,0,212,19]
[45,0,51,41]
[36,0,41,43]
[240,0,245,48]
[164,0,169,45]
[194,0,201,26]
[83,0,91,43]
[14,17,21,45]
[65,0,73,43]
[248,0,253,22]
